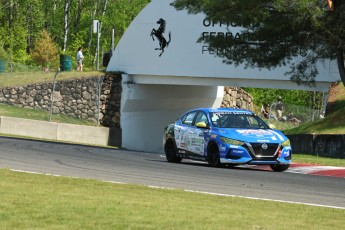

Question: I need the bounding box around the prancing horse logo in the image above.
[150,18,171,57]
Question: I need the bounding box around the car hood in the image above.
[217,128,287,143]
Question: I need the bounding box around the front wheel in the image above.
[270,164,289,172]
[164,140,182,163]
[207,143,221,167]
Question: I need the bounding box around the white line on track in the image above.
[9,169,345,210]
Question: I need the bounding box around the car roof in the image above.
[189,108,254,114]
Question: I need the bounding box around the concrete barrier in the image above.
[0,116,114,147]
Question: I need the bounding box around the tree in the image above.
[0,0,150,70]
[31,30,59,69]
[172,0,345,86]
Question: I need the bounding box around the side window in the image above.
[194,112,209,126]
[181,111,197,126]
[247,116,259,128]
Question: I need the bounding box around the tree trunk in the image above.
[337,49,345,86]
[74,0,83,32]
[63,0,71,52]
[26,3,32,54]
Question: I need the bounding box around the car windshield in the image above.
[210,112,270,129]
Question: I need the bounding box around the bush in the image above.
[31,30,59,69]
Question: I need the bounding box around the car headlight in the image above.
[220,137,244,146]
[281,139,291,147]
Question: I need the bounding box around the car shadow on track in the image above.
[153,156,273,172]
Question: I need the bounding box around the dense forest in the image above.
[0,0,150,71]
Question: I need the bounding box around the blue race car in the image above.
[163,108,292,172]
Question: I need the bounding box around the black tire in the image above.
[207,143,221,167]
[164,140,182,163]
[270,164,290,172]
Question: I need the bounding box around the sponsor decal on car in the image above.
[236,129,273,136]
[257,139,270,143]
[232,149,244,154]
[211,111,252,115]
[219,145,226,152]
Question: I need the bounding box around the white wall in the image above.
[120,74,223,153]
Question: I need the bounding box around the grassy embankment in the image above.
[284,82,345,135]
[0,70,103,87]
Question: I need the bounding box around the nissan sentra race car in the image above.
[163,108,292,172]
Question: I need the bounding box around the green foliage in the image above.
[31,30,59,68]
[244,87,324,109]
[172,0,345,86]
[0,0,150,71]
[0,45,9,61]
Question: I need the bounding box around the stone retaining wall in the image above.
[0,74,253,128]
[221,86,253,110]
[99,75,122,127]
[0,74,122,128]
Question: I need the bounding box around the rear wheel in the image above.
[165,140,182,163]
[207,143,221,167]
[270,164,289,172]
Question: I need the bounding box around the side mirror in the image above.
[196,122,209,129]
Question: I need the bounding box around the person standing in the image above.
[276,96,284,121]
[260,102,270,119]
[77,47,84,71]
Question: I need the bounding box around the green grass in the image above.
[284,106,345,135]
[1,169,344,230]
[0,103,96,126]
[0,70,103,87]
[293,154,345,167]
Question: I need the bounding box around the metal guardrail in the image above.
[287,134,345,159]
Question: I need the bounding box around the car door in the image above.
[175,111,198,153]
[187,111,209,156]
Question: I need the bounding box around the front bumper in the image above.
[219,142,292,165]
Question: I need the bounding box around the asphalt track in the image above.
[0,137,344,209]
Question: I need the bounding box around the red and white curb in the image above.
[161,155,345,178]
[248,163,345,178]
